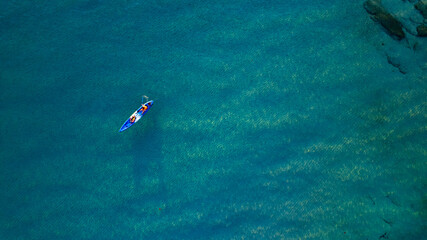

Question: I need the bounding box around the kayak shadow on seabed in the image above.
[130,111,167,199]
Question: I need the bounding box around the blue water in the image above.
[1,0,426,239]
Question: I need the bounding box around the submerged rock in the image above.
[415,0,427,19]
[416,24,427,36]
[386,55,408,74]
[364,0,384,14]
[376,12,406,39]
[364,0,405,40]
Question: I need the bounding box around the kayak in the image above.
[119,100,154,132]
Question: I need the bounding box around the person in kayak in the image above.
[130,115,136,123]
[138,104,148,113]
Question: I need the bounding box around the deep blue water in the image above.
[1,0,426,239]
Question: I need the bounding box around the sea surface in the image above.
[0,0,426,239]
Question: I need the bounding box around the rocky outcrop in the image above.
[364,0,405,40]
[415,1,427,19]
[416,24,427,36]
[386,55,408,74]
[364,0,385,14]
[379,232,389,239]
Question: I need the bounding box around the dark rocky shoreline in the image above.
[363,0,427,75]
[364,0,405,40]
[364,0,427,38]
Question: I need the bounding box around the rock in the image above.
[376,12,406,39]
[379,232,389,239]
[387,55,408,74]
[364,0,405,40]
[364,0,384,14]
[415,1,427,19]
[416,24,427,36]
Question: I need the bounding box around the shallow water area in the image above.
[0,0,426,239]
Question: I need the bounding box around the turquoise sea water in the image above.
[1,0,426,239]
